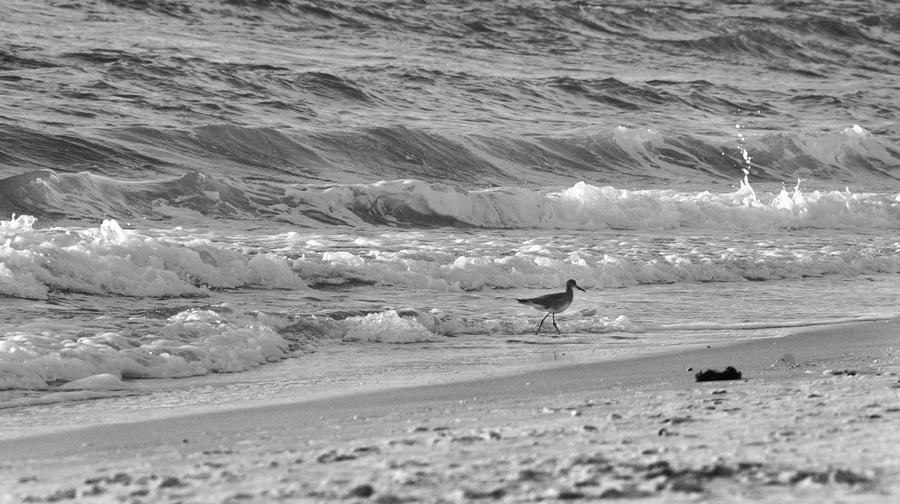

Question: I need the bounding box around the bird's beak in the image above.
[576,285,586,292]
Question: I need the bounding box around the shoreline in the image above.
[2,320,899,502]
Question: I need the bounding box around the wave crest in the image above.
[3,169,900,231]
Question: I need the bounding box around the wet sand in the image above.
[2,321,899,503]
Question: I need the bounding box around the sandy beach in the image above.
[3,1,900,503]
[2,321,899,503]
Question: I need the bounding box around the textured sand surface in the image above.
[2,321,898,503]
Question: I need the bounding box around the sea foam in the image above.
[0,308,290,389]
[0,216,304,299]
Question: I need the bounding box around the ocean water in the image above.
[1,0,899,432]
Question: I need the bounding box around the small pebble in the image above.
[349,484,375,498]
[158,476,183,488]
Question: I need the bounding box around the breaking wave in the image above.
[3,167,900,230]
[0,215,302,299]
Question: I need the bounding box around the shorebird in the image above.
[517,279,585,335]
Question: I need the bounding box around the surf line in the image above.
[646,314,899,332]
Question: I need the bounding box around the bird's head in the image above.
[567,279,586,292]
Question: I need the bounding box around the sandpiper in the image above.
[517,279,585,335]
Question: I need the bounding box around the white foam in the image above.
[286,224,900,292]
[0,216,306,299]
[341,310,441,343]
[4,177,900,393]
[0,308,290,389]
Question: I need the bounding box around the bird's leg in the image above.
[551,313,561,334]
[536,313,550,335]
